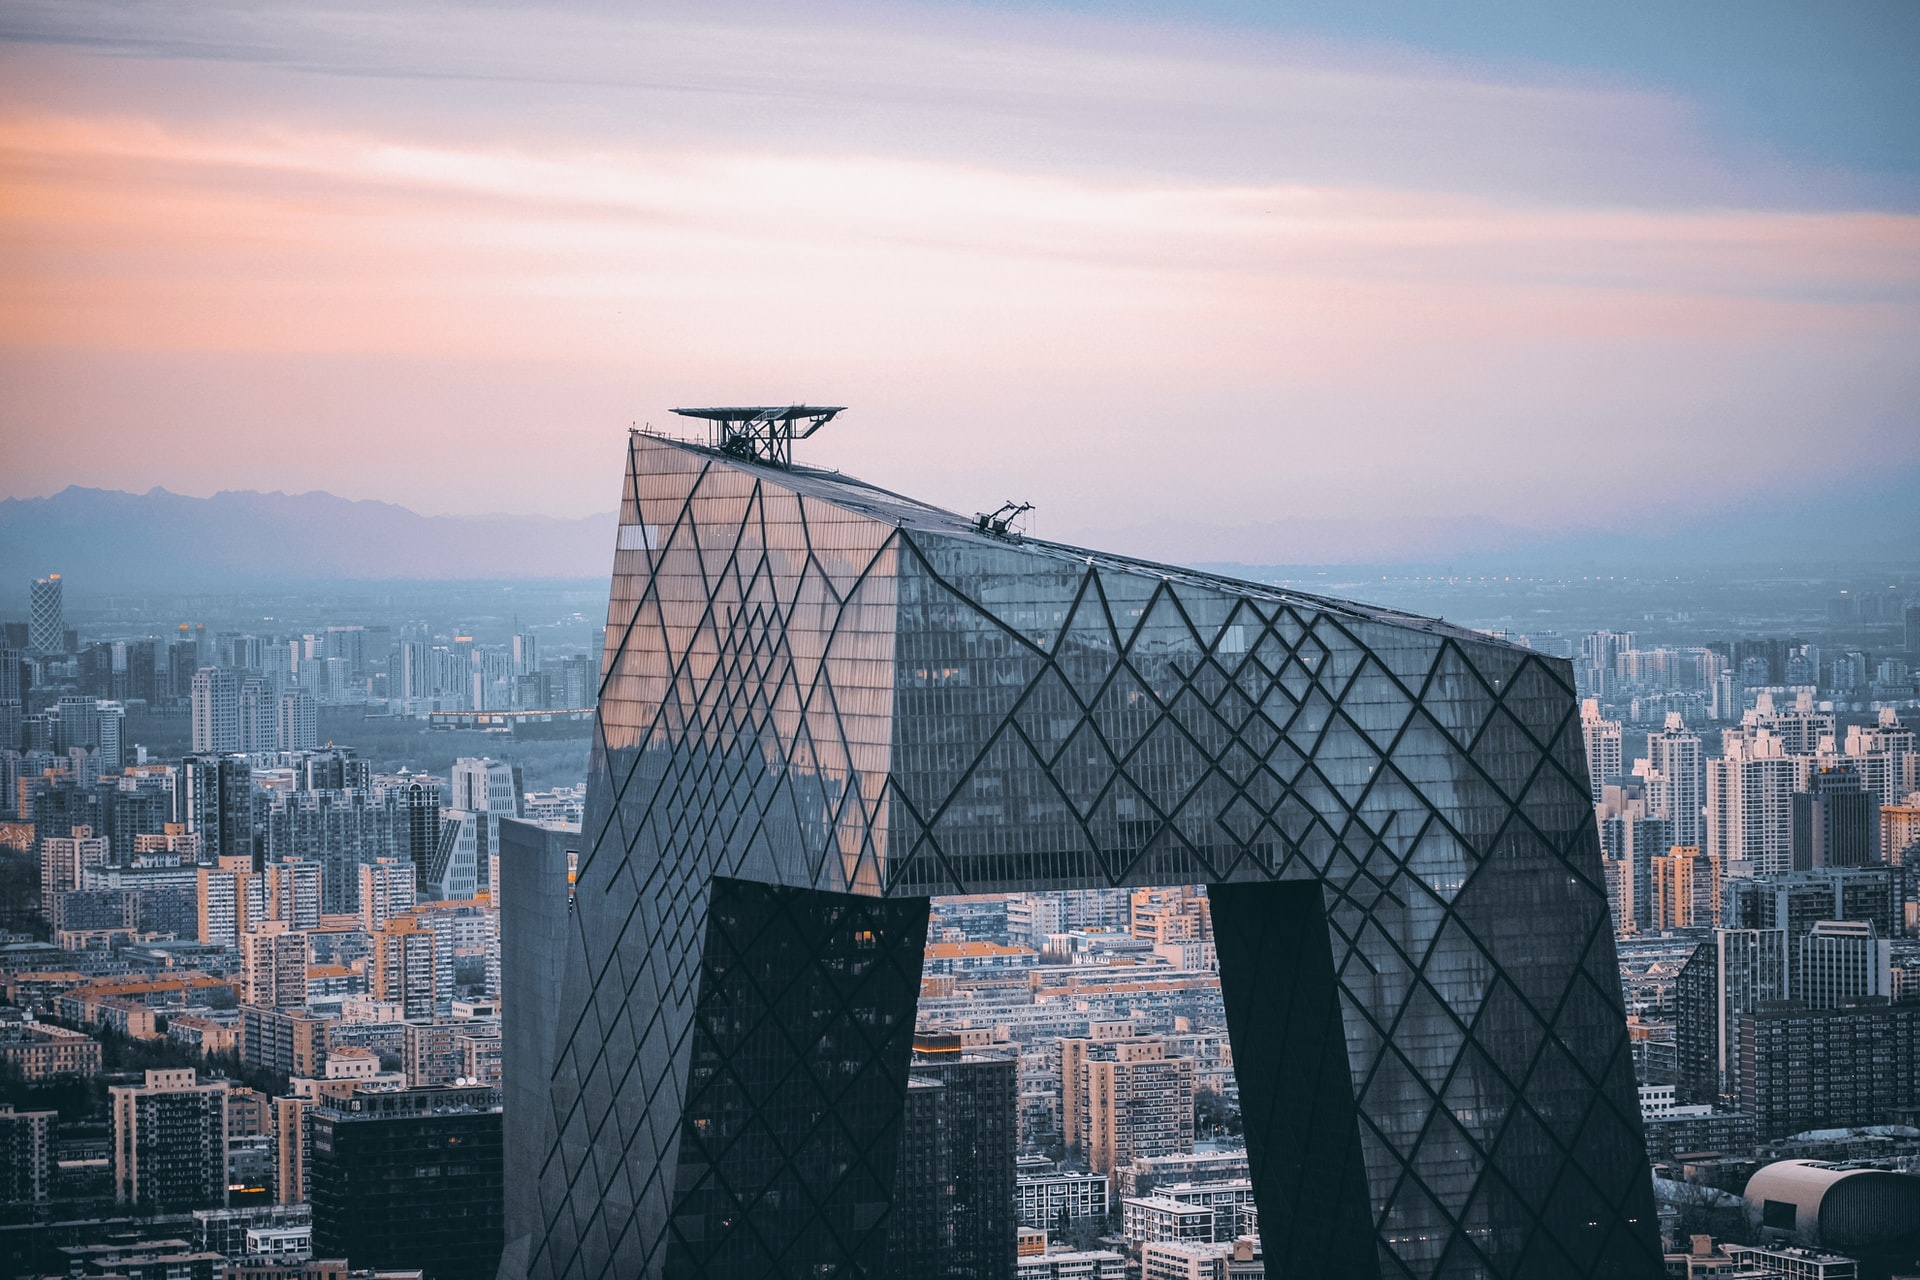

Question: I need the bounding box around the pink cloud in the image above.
[0,5,1915,544]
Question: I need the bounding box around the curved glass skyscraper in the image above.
[502,426,1660,1279]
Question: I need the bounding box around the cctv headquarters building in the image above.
[500,410,1661,1279]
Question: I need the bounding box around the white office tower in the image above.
[1580,699,1623,804]
[191,667,241,753]
[512,633,539,676]
[447,757,522,898]
[1797,920,1891,1009]
[276,689,318,752]
[1644,713,1705,849]
[28,574,63,654]
[1706,730,1796,877]
[428,811,479,902]
[453,757,522,816]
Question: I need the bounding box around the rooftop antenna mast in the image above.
[669,405,845,468]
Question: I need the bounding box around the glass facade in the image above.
[504,432,1660,1279]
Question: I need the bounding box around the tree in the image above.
[1193,1084,1242,1140]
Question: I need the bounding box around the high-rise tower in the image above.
[1581,698,1623,803]
[191,667,241,753]
[502,419,1661,1280]
[28,574,63,654]
[1644,712,1704,849]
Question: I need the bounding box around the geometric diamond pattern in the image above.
[511,432,1662,1279]
[663,877,927,1278]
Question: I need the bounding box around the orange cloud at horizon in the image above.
[6,112,1915,366]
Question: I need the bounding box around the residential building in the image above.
[359,857,417,932]
[1124,1195,1219,1248]
[1644,713,1705,849]
[241,1007,329,1078]
[40,823,109,916]
[1880,799,1920,866]
[1721,1243,1859,1280]
[240,678,275,754]
[177,752,257,862]
[403,1019,472,1089]
[276,688,318,752]
[373,915,440,1020]
[1140,1237,1263,1280]
[1018,1250,1128,1280]
[1674,929,1789,1102]
[1581,699,1623,802]
[1649,846,1720,931]
[1118,1151,1250,1198]
[110,1068,229,1212]
[390,777,444,894]
[1834,708,1914,807]
[199,854,265,946]
[886,1044,1018,1280]
[0,1103,55,1203]
[1017,1169,1110,1230]
[241,922,310,1012]
[262,787,392,915]
[271,1095,313,1205]
[1735,1002,1920,1138]
[1723,867,1902,943]
[1707,730,1797,875]
[1641,1105,1758,1162]
[1797,920,1892,1009]
[1072,1038,1195,1176]
[265,860,323,930]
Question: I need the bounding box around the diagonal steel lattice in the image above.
[503,431,1663,1280]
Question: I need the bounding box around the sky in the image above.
[1,0,1917,563]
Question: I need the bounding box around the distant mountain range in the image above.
[1090,464,1920,572]
[3,464,1916,598]
[0,487,617,592]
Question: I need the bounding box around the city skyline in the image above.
[4,6,1920,1278]
[2,503,1918,1276]
[3,1,1918,542]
